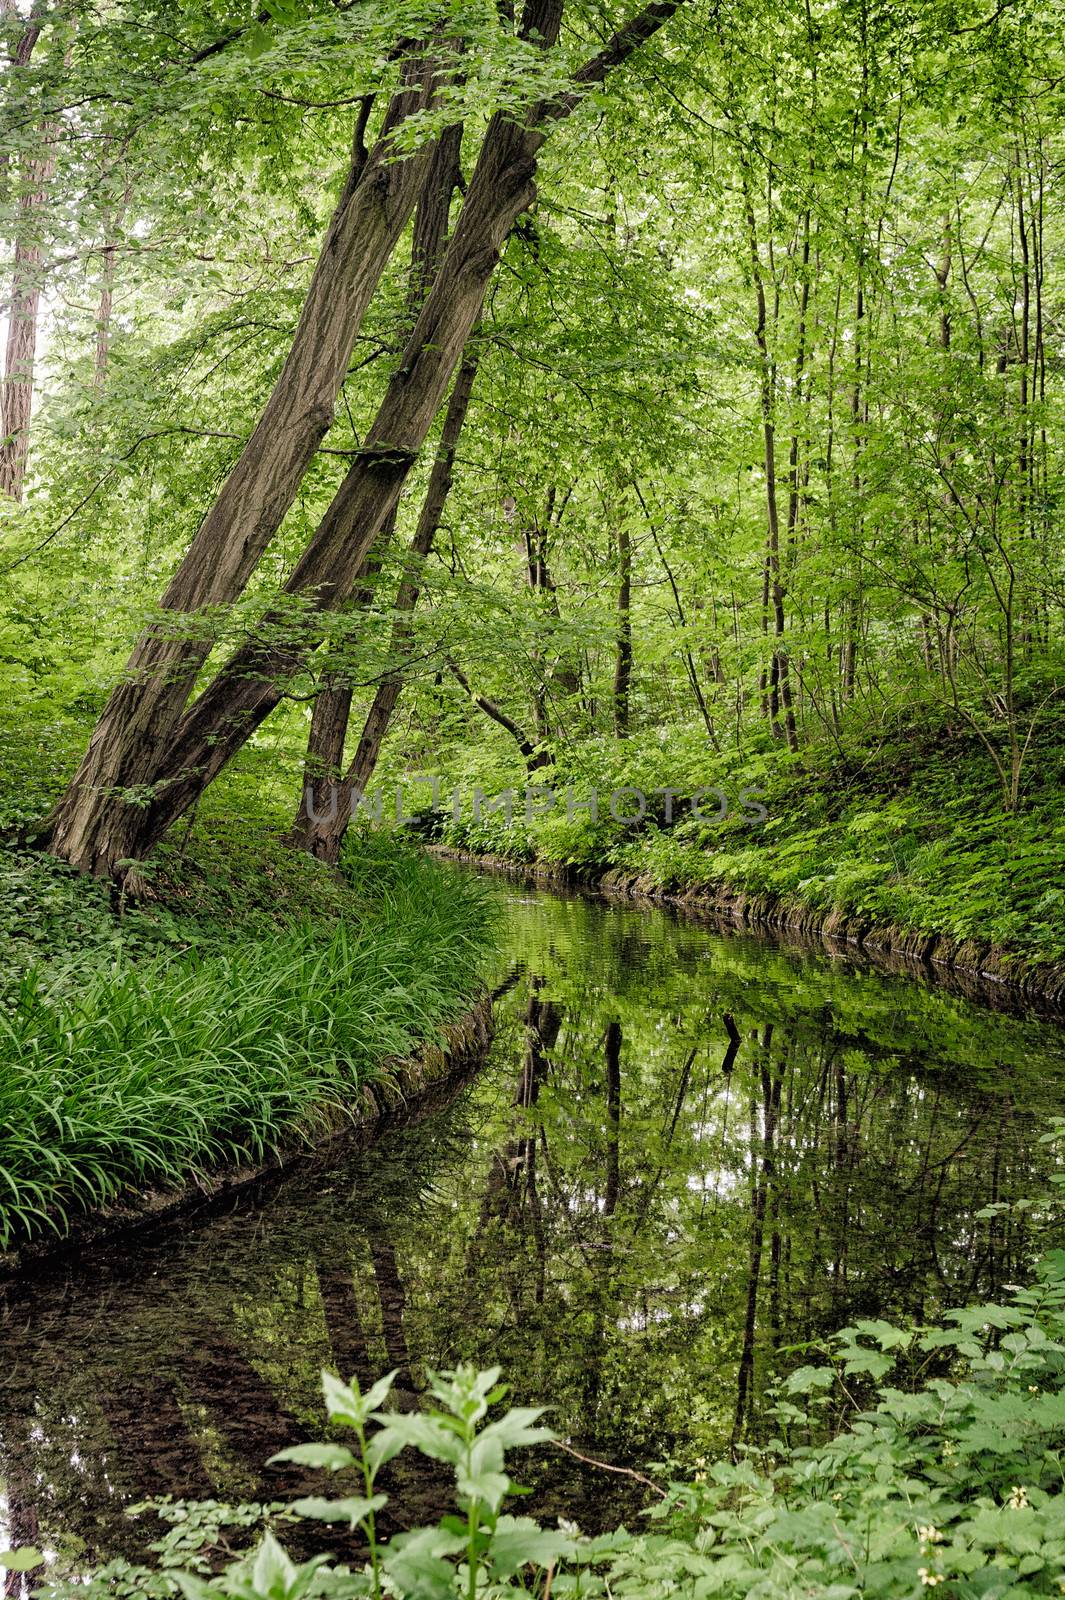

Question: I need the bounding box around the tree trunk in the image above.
[612,520,632,736]
[741,167,797,751]
[842,276,863,702]
[94,240,116,391]
[290,678,356,844]
[93,156,131,394]
[635,484,719,746]
[288,120,465,848]
[0,9,52,501]
[61,70,543,875]
[295,335,483,861]
[603,1019,622,1216]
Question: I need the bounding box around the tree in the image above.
[43,0,687,881]
[0,0,52,501]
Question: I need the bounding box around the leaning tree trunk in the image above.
[46,0,685,881]
[124,95,552,857]
[290,123,464,845]
[44,59,441,873]
[294,334,483,860]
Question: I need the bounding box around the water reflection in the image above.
[2,882,1064,1571]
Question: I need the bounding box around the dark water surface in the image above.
[3,878,1065,1573]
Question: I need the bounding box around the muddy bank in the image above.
[0,992,493,1283]
[433,848,1065,1014]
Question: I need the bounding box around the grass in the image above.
[0,833,495,1250]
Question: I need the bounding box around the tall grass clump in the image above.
[0,841,495,1249]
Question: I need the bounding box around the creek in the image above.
[3,874,1064,1571]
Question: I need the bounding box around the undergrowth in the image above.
[436,705,1065,967]
[0,832,495,1250]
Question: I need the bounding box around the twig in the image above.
[552,1440,668,1499]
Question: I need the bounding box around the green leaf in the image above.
[268,1443,356,1472]
[785,1365,836,1395]
[252,1533,297,1598]
[243,22,274,57]
[479,1405,555,1450]
[849,1318,911,1350]
[488,1516,574,1578]
[170,1575,219,1600]
[290,1494,387,1527]
[0,1550,43,1573]
[383,1527,467,1600]
[321,1369,398,1429]
[371,1413,465,1466]
[456,1464,512,1510]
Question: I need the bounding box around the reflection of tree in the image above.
[314,1244,375,1393]
[0,1298,327,1579]
[576,1018,624,1437]
[174,1328,314,1497]
[0,1109,479,1566]
[98,1375,213,1501]
[367,1235,416,1409]
[1,1409,39,1600]
[733,1027,780,1444]
[414,958,1056,1485]
[471,979,561,1307]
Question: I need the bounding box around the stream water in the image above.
[3,874,1065,1576]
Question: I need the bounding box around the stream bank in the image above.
[0,991,493,1283]
[0,828,497,1267]
[431,847,1065,1010]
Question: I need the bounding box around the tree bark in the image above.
[0,6,52,501]
[295,335,483,860]
[741,167,797,751]
[93,148,132,393]
[612,520,632,736]
[289,120,465,848]
[603,1019,622,1216]
[103,102,549,866]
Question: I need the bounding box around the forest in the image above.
[1,0,1064,1593]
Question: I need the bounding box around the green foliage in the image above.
[2,0,1063,965]
[0,1550,43,1574]
[0,840,494,1249]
